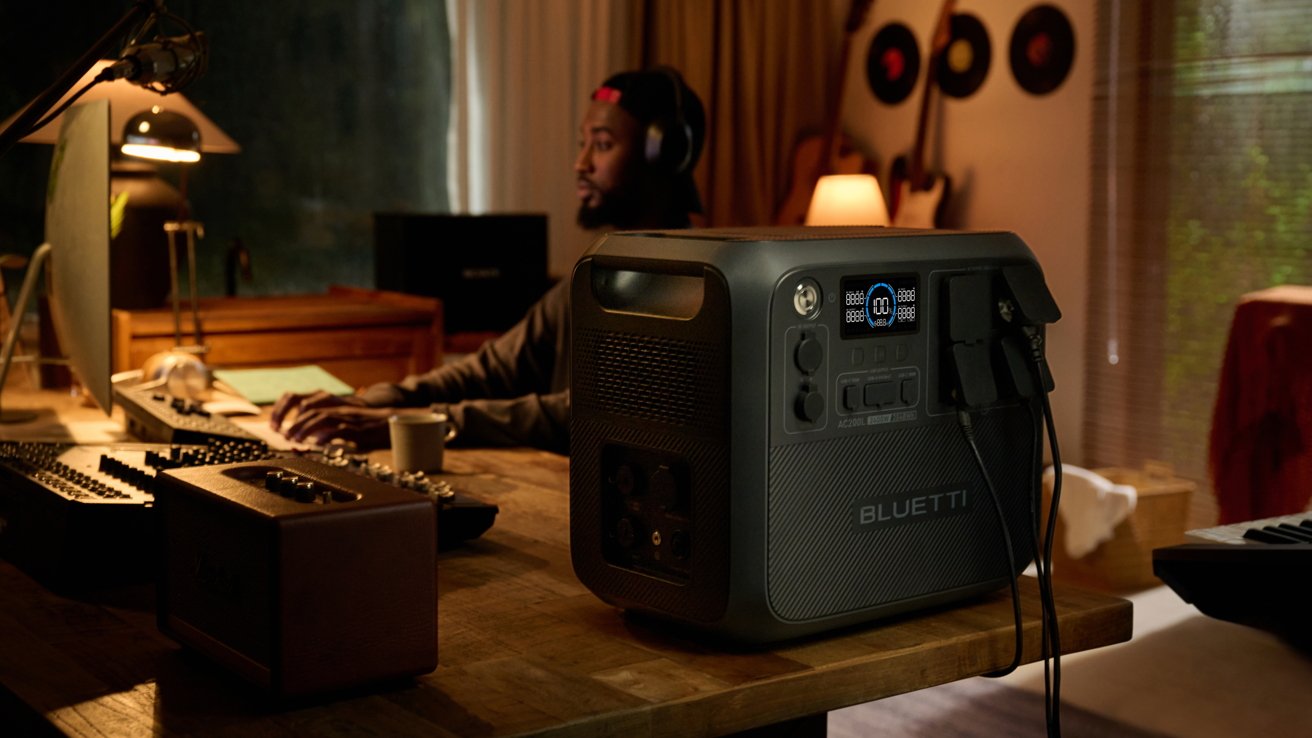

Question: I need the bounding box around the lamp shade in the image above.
[121,107,201,163]
[804,174,890,227]
[1,60,239,154]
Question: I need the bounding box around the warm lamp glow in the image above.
[121,107,202,163]
[804,174,890,227]
[120,143,201,163]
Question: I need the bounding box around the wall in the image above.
[842,0,1094,463]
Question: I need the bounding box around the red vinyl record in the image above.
[1009,4,1076,95]
[866,22,921,105]
[939,12,991,99]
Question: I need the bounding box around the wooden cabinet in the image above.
[112,286,443,390]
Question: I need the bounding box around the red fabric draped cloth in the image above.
[1209,286,1312,524]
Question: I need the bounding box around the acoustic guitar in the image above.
[774,0,877,226]
[888,0,955,228]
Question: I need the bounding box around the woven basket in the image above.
[1042,461,1195,591]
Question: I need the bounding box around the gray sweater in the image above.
[358,280,570,454]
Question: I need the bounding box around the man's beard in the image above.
[576,185,644,230]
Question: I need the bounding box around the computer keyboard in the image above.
[115,383,262,445]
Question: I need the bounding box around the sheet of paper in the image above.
[212,365,355,405]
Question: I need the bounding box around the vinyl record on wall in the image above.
[939,12,991,99]
[866,22,920,105]
[1009,4,1076,95]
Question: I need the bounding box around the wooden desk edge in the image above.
[513,583,1133,738]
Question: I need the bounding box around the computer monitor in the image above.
[373,213,549,335]
[0,98,112,419]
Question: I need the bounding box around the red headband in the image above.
[592,86,623,104]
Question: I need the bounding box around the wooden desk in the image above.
[0,396,1133,737]
[111,286,443,390]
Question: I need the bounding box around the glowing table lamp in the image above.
[804,174,891,227]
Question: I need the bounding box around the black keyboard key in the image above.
[1243,526,1305,544]
[1276,524,1312,542]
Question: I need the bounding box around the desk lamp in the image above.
[804,173,891,226]
[5,60,240,311]
[117,105,215,398]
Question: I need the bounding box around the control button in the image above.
[875,345,887,363]
[851,348,865,366]
[901,377,919,406]
[863,380,897,408]
[795,335,824,374]
[795,390,825,422]
[843,384,861,411]
[895,343,909,361]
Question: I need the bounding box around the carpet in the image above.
[828,678,1171,737]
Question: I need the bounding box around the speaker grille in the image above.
[574,329,722,430]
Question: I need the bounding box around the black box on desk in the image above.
[156,457,437,699]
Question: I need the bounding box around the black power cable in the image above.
[949,267,1063,736]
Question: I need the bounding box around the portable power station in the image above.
[569,226,1059,642]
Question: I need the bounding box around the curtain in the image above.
[447,0,641,279]
[641,0,841,227]
[1084,0,1312,526]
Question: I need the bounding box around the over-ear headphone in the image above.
[644,66,695,175]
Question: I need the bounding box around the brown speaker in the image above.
[157,456,437,699]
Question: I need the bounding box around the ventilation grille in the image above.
[574,328,723,429]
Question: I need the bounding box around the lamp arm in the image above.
[0,0,163,157]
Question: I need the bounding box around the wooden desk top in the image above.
[0,393,1134,737]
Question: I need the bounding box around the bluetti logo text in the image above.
[854,486,972,530]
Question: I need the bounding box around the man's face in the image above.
[575,99,645,229]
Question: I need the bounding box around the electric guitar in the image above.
[774,0,877,226]
[889,0,954,228]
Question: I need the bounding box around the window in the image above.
[1085,0,1311,525]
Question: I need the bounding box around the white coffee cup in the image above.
[388,412,456,473]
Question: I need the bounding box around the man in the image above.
[270,67,706,454]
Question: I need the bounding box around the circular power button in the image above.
[793,279,821,318]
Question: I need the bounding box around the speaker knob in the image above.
[795,390,825,422]
[795,335,824,374]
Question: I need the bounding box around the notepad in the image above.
[212,365,355,405]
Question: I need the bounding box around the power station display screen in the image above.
[840,274,919,338]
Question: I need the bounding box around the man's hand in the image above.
[269,391,393,448]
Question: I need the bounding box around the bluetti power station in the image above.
[569,227,1060,642]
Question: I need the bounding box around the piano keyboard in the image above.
[1154,511,1312,648]
[1186,512,1312,545]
